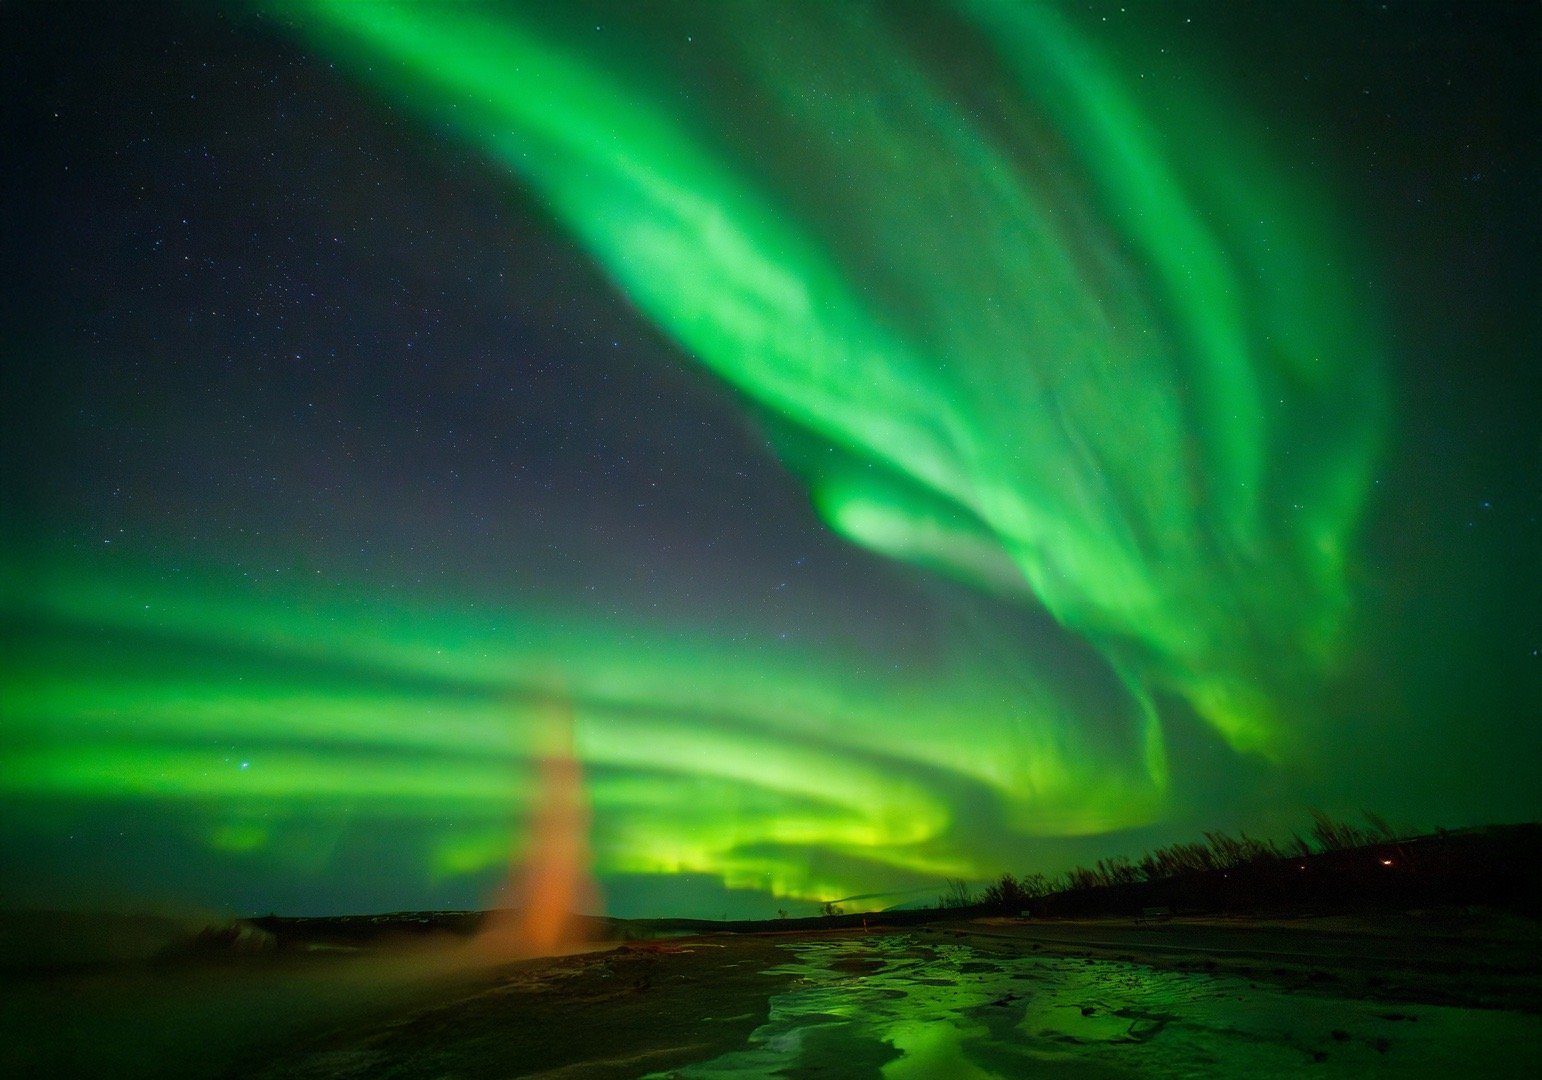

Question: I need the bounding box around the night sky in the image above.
[3,1,1536,919]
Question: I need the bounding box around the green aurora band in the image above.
[1,1,1385,909]
[5,552,1159,900]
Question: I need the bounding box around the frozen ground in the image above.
[3,915,1538,1078]
[660,932,1539,1078]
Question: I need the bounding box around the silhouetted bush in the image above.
[1310,808,1369,851]
[939,878,975,909]
[980,874,1030,913]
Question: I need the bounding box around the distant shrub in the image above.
[1310,809,1370,851]
[980,873,1042,913]
[939,878,976,909]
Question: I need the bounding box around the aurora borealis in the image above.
[3,2,1537,918]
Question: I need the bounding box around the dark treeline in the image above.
[946,814,1542,919]
[236,814,1541,952]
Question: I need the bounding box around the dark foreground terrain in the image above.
[3,909,1539,1078]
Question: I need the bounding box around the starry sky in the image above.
[2,1,1536,919]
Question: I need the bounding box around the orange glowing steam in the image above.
[479,691,598,958]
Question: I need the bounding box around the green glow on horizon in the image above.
[3,551,1162,900]
[1,1,1387,910]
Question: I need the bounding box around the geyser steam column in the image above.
[280,3,1383,771]
[481,689,598,958]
